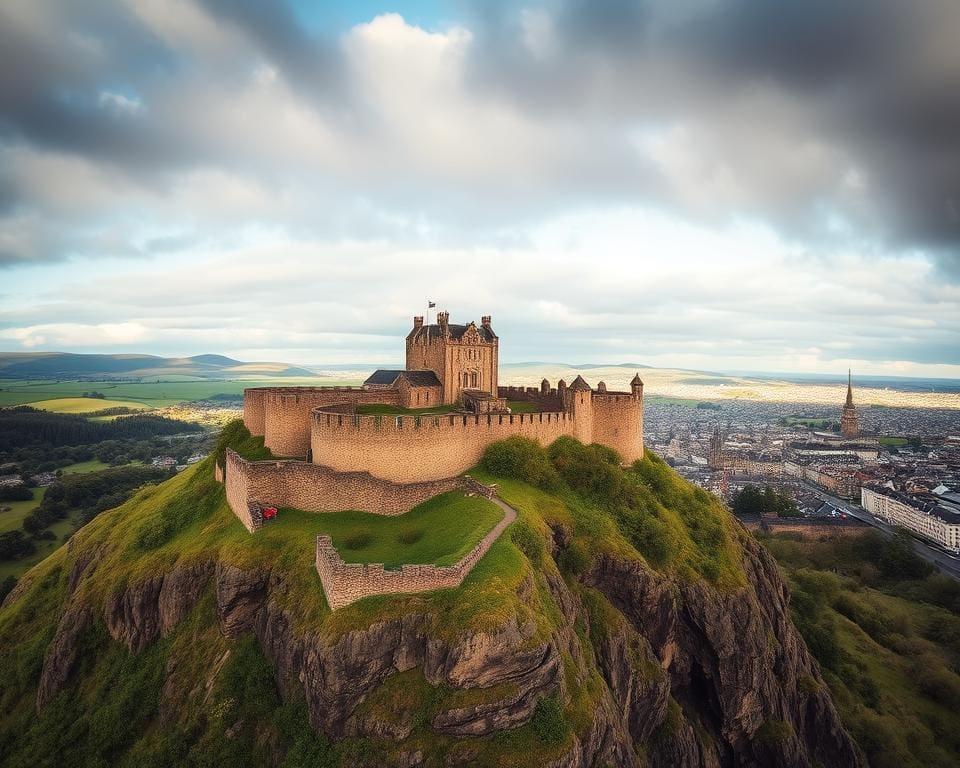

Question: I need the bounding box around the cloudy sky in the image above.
[1,0,958,376]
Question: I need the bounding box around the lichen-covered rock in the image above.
[36,602,91,710]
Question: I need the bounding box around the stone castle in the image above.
[224,312,644,527]
[216,312,644,607]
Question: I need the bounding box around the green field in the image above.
[60,459,145,474]
[271,492,503,568]
[0,376,362,408]
[0,487,45,535]
[878,436,908,446]
[29,397,152,414]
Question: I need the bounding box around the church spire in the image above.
[845,368,854,407]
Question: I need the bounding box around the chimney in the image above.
[413,316,423,329]
[481,315,491,327]
[437,310,449,328]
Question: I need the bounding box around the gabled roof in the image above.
[363,369,441,387]
[631,373,644,386]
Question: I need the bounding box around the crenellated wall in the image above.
[223,448,467,531]
[311,410,576,482]
[246,386,402,457]
[315,494,515,609]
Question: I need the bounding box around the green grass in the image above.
[26,397,152,414]
[506,401,540,413]
[0,487,46,534]
[60,459,142,475]
[268,492,503,568]
[0,377,361,408]
[879,436,908,446]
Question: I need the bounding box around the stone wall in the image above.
[310,410,576,483]
[246,386,402,457]
[315,495,515,609]
[591,392,644,464]
[223,449,467,531]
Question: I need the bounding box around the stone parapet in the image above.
[315,495,516,609]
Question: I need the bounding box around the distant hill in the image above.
[0,352,314,380]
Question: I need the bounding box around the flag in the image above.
[428,301,436,308]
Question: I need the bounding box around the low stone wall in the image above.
[223,449,467,532]
[740,515,870,539]
[316,495,516,609]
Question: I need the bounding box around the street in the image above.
[801,482,960,581]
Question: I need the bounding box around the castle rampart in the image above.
[590,392,644,464]
[248,386,402,457]
[310,409,576,483]
[315,494,516,609]
[223,448,467,531]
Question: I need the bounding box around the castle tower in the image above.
[840,369,860,439]
[630,373,643,398]
[566,375,594,445]
[405,311,499,404]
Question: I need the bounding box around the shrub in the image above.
[531,696,568,745]
[480,437,561,490]
[556,539,590,575]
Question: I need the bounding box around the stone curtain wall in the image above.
[311,410,576,483]
[245,386,402,457]
[591,392,644,463]
[223,449,466,529]
[315,496,516,609]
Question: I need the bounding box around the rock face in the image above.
[584,534,862,767]
[34,530,861,767]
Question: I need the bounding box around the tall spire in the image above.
[845,368,854,407]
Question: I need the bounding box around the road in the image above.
[800,482,960,581]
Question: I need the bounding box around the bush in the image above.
[754,719,793,745]
[0,485,32,502]
[0,575,15,602]
[0,530,36,560]
[531,696,568,745]
[480,437,561,490]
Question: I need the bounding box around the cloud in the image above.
[0,0,957,373]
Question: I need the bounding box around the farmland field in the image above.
[29,397,152,413]
[0,376,361,408]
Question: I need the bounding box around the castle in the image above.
[225,312,644,527]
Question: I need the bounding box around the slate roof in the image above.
[407,322,497,343]
[400,370,441,387]
[363,369,441,387]
[364,369,405,386]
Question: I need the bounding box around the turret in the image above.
[540,378,550,396]
[557,379,567,399]
[413,316,423,329]
[631,373,644,398]
[481,315,492,328]
[437,310,449,331]
[597,380,607,393]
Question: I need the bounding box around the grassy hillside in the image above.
[760,531,960,768]
[0,424,750,767]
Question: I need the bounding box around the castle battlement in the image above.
[235,312,643,496]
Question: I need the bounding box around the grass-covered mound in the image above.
[761,530,960,768]
[0,423,749,767]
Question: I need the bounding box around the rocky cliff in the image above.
[0,429,863,767]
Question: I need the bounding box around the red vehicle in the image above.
[262,506,278,520]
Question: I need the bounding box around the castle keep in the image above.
[228,312,644,524]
